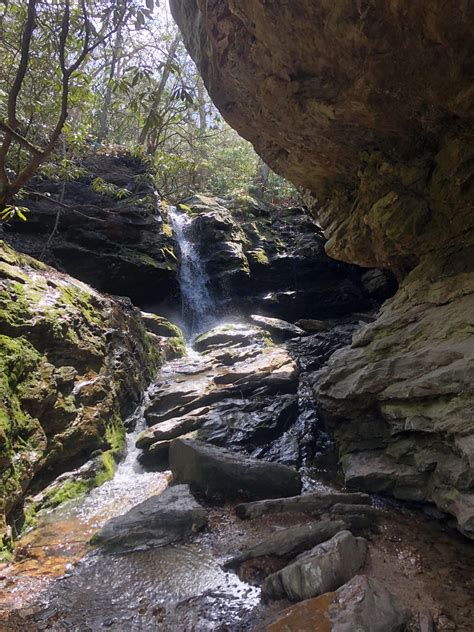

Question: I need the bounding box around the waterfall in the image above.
[169,207,217,336]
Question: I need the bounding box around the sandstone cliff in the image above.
[170,0,474,535]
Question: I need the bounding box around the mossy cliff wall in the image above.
[170,0,474,535]
[0,241,167,539]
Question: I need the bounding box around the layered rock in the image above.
[170,0,474,534]
[173,195,394,320]
[315,268,474,537]
[262,530,368,602]
[0,240,172,538]
[2,152,178,306]
[137,322,304,467]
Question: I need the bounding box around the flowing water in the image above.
[0,210,264,630]
[2,209,474,630]
[169,208,217,337]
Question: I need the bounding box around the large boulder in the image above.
[0,240,162,538]
[262,530,368,602]
[268,575,409,631]
[193,323,266,352]
[92,484,207,551]
[169,438,302,499]
[170,0,474,536]
[249,314,306,342]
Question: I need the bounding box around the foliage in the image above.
[0,0,298,211]
[0,205,29,222]
[92,177,132,199]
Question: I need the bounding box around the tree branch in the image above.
[0,121,43,157]
[0,0,37,189]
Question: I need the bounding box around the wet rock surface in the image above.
[138,322,304,468]
[268,574,409,632]
[92,484,207,552]
[262,530,368,602]
[170,438,302,500]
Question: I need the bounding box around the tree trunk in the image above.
[97,26,123,142]
[138,34,180,148]
[253,158,270,199]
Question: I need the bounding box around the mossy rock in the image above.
[140,312,184,338]
[0,240,165,541]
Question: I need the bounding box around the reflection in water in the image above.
[24,543,260,630]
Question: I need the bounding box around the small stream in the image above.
[1,209,474,630]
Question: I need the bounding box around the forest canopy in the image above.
[0,0,296,217]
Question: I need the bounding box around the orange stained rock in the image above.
[267,592,336,632]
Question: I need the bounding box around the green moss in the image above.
[166,335,186,359]
[262,331,274,347]
[161,246,177,262]
[21,500,39,533]
[0,335,45,536]
[43,479,91,508]
[162,222,173,238]
[38,415,126,512]
[254,249,269,265]
[1,542,14,563]
[104,414,126,454]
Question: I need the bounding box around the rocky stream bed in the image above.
[0,165,472,630]
[1,319,473,631]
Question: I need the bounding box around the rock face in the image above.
[262,530,368,602]
[314,280,474,537]
[2,152,178,306]
[268,575,409,632]
[170,1,474,535]
[173,195,394,320]
[92,484,207,551]
[0,240,165,537]
[169,438,302,500]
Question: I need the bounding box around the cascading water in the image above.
[169,207,217,336]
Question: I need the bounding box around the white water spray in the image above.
[169,208,217,336]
